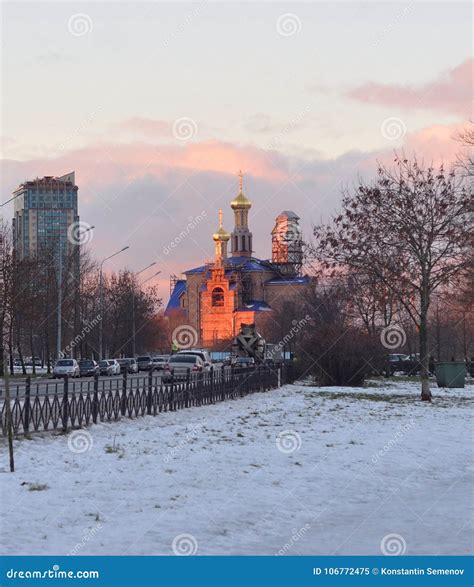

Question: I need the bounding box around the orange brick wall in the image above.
[200,268,236,346]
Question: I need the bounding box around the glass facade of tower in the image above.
[12,174,79,262]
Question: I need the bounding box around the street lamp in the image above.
[57,224,95,359]
[99,246,130,359]
[132,264,160,357]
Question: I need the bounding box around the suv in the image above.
[176,349,212,370]
[78,359,100,377]
[136,355,153,371]
[53,359,80,378]
[116,358,138,374]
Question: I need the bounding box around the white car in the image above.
[53,358,80,378]
[151,355,169,371]
[176,349,212,370]
[163,354,205,381]
[106,359,121,375]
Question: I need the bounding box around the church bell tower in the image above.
[230,171,253,258]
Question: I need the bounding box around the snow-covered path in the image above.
[1,380,472,556]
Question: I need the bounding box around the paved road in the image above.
[0,364,227,398]
[0,372,165,398]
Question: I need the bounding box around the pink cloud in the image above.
[348,59,473,117]
[1,124,467,301]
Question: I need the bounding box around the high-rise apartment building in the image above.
[12,172,79,261]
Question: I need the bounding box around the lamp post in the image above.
[99,246,129,359]
[57,224,94,359]
[132,264,160,357]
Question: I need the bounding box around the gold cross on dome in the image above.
[238,170,243,193]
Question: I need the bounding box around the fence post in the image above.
[230,364,235,397]
[24,376,31,436]
[169,372,175,411]
[147,370,153,415]
[92,373,99,423]
[185,368,190,408]
[221,365,225,402]
[62,375,69,433]
[209,366,214,404]
[278,365,281,388]
[121,370,128,416]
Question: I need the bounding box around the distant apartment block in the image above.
[12,172,79,261]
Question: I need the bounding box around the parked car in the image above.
[98,360,114,376]
[163,354,205,382]
[176,349,212,370]
[136,355,153,371]
[150,355,169,371]
[385,353,424,376]
[53,358,80,378]
[25,357,42,367]
[116,358,138,374]
[106,359,121,376]
[78,359,100,377]
[387,353,409,375]
[233,356,255,367]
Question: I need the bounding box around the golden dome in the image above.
[230,170,252,210]
[213,209,230,241]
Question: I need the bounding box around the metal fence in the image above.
[1,363,294,437]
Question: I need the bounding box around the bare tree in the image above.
[311,156,472,400]
[454,121,474,177]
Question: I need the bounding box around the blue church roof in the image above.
[235,300,272,312]
[185,256,274,275]
[265,276,310,285]
[165,279,186,313]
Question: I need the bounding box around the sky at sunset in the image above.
[1,1,472,301]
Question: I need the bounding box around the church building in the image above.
[165,172,310,347]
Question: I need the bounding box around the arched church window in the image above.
[212,287,224,307]
[241,235,246,251]
[234,235,238,251]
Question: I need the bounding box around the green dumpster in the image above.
[435,362,466,388]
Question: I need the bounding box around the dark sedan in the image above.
[78,359,100,377]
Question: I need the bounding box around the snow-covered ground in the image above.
[1,380,472,556]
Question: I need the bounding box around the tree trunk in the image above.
[419,288,431,401]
